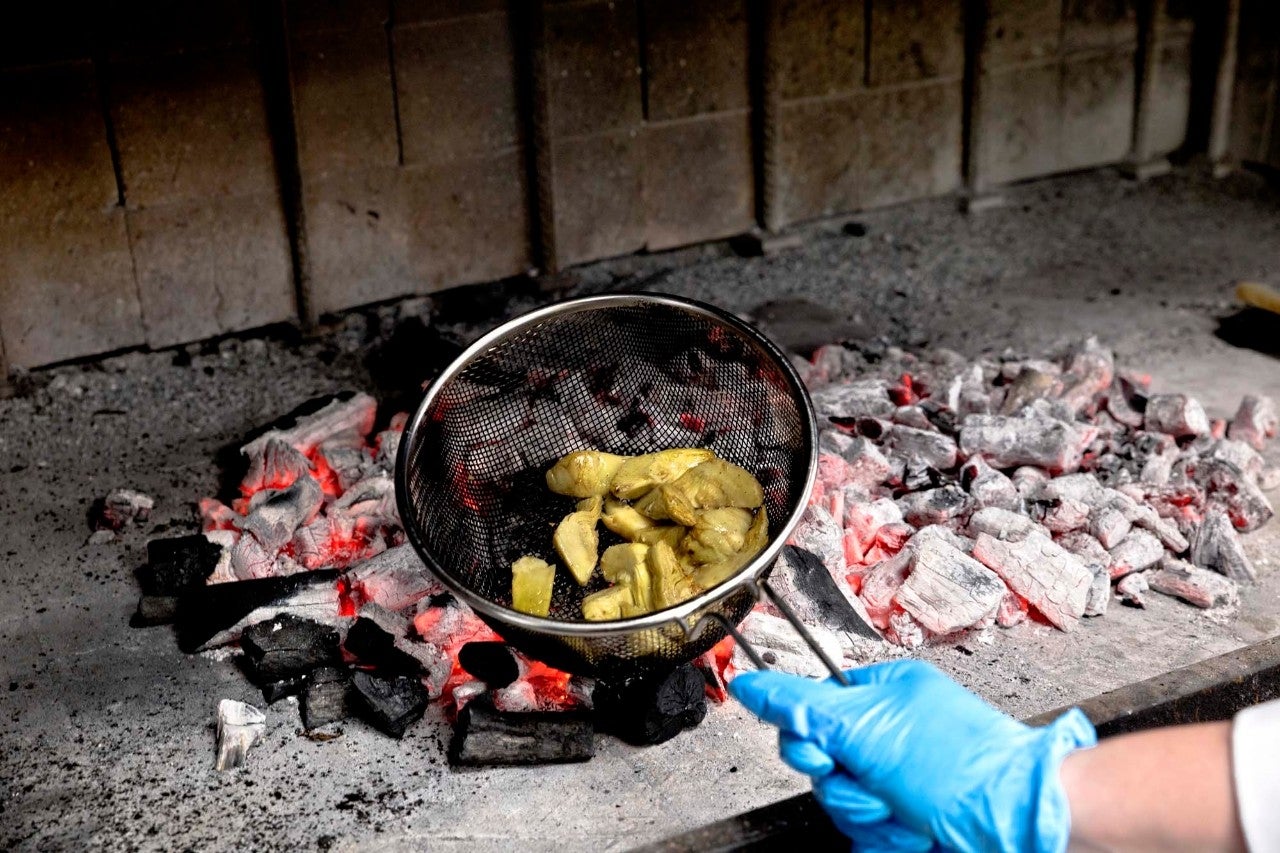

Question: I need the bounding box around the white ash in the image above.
[215,699,266,771]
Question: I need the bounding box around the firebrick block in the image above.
[774,0,865,99]
[868,0,964,86]
[1145,39,1193,158]
[861,83,963,208]
[126,193,295,347]
[642,113,754,250]
[553,131,645,265]
[291,25,399,178]
[1061,0,1138,53]
[395,13,520,166]
[109,49,277,207]
[1059,49,1136,172]
[642,0,750,121]
[777,96,869,223]
[983,0,1064,69]
[545,0,643,139]
[975,62,1063,185]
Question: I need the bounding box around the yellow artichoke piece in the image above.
[632,487,673,521]
[553,509,600,585]
[649,540,697,610]
[693,506,769,590]
[600,542,649,582]
[610,448,713,499]
[582,584,633,621]
[665,459,765,517]
[545,451,628,498]
[601,497,656,540]
[682,507,754,566]
[634,525,686,550]
[576,495,603,515]
[510,556,555,617]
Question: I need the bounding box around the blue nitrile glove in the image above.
[730,660,1097,853]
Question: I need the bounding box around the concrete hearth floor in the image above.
[3,165,1280,851]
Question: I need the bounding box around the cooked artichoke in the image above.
[634,525,686,550]
[682,507,754,566]
[546,451,628,497]
[510,555,555,617]
[632,486,674,521]
[692,506,768,590]
[582,584,632,621]
[610,448,713,499]
[664,459,764,517]
[576,495,603,515]
[601,497,656,540]
[554,508,599,585]
[600,542,650,583]
[648,540,696,610]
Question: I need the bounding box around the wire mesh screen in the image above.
[398,295,815,674]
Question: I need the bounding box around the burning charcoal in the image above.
[300,665,353,730]
[787,504,846,579]
[730,611,847,677]
[458,642,523,689]
[241,614,341,682]
[999,366,1061,415]
[215,699,266,771]
[918,399,959,435]
[176,569,343,652]
[895,486,971,527]
[94,488,155,531]
[1056,531,1114,576]
[1190,508,1256,582]
[449,698,594,766]
[1228,394,1278,450]
[891,405,933,431]
[345,544,442,612]
[886,611,928,648]
[885,425,958,470]
[971,532,1093,631]
[1104,380,1145,429]
[242,476,324,553]
[1144,394,1210,438]
[860,550,913,629]
[229,532,278,581]
[899,459,936,491]
[810,379,894,421]
[967,507,1037,542]
[138,534,221,596]
[895,536,1005,635]
[1037,498,1091,534]
[1107,530,1164,579]
[331,472,398,524]
[1116,572,1148,608]
[841,437,894,488]
[1089,504,1131,550]
[343,611,425,675]
[819,428,856,458]
[1127,506,1189,554]
[961,457,1021,511]
[1084,565,1110,617]
[843,499,906,566]
[1057,338,1114,415]
[996,590,1028,627]
[1011,466,1051,498]
[593,664,707,746]
[242,437,313,497]
[317,442,370,492]
[350,671,430,738]
[1148,557,1239,609]
[261,672,310,704]
[373,428,402,473]
[768,546,882,641]
[1206,440,1265,483]
[241,392,378,458]
[1181,457,1274,532]
[959,413,1097,473]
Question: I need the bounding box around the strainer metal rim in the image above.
[395,292,819,638]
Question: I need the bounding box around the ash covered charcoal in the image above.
[895,485,971,527]
[998,365,1061,416]
[971,532,1093,630]
[230,532,281,581]
[860,550,913,629]
[133,534,223,626]
[176,569,344,652]
[842,438,894,488]
[345,544,442,612]
[810,379,894,421]
[316,443,370,492]
[330,471,398,526]
[996,589,1028,627]
[1056,531,1114,576]
[843,498,906,567]
[1179,457,1274,532]
[241,614,341,682]
[1084,565,1110,617]
[730,610,848,677]
[959,413,1097,473]
[1116,572,1149,608]
[458,642,523,689]
[1144,394,1210,438]
[1228,395,1278,450]
[768,546,882,640]
[819,428,856,459]
[885,425,958,470]
[961,457,1021,511]
[1206,439,1265,483]
[1011,466,1051,498]
[301,665,354,730]
[967,507,1037,542]
[449,698,594,767]
[891,405,933,431]
[787,504,846,579]
[1057,337,1114,415]
[94,488,155,531]
[886,611,928,648]
[1088,503,1132,549]
[1190,508,1256,582]
[1036,498,1091,534]
[1107,530,1164,579]
[242,438,312,496]
[1104,379,1145,428]
[895,535,1005,635]
[593,664,707,746]
[350,671,430,738]
[343,606,426,674]
[215,699,266,771]
[241,476,324,553]
[1148,557,1239,609]
[241,392,377,459]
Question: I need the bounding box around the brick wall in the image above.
[0,0,1270,372]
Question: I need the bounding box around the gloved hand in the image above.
[730,659,1096,853]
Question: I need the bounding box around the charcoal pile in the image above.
[789,338,1278,647]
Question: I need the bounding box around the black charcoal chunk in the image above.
[458,642,522,689]
[138,534,221,595]
[176,569,341,653]
[300,665,353,730]
[241,614,341,682]
[351,671,430,738]
[131,594,180,627]
[262,672,311,704]
[592,664,707,746]
[771,545,881,641]
[343,616,420,674]
[449,699,595,766]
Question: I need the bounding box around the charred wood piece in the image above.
[458,642,524,689]
[300,665,353,730]
[139,535,221,596]
[176,569,343,653]
[1148,558,1239,609]
[971,532,1092,630]
[896,537,1005,635]
[593,664,708,746]
[769,545,882,641]
[351,671,430,738]
[241,614,341,682]
[449,699,595,766]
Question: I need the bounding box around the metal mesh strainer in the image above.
[395,293,819,677]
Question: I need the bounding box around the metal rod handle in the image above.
[758,579,850,686]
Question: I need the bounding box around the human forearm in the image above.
[1061,721,1247,853]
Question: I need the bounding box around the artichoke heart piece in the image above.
[693,506,769,590]
[649,541,697,610]
[600,542,650,583]
[553,509,599,585]
[582,584,633,621]
[634,525,687,550]
[510,556,555,617]
[632,487,673,521]
[601,497,656,540]
[546,451,628,497]
[682,507,754,566]
[576,495,603,515]
[610,448,713,499]
[665,459,765,518]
